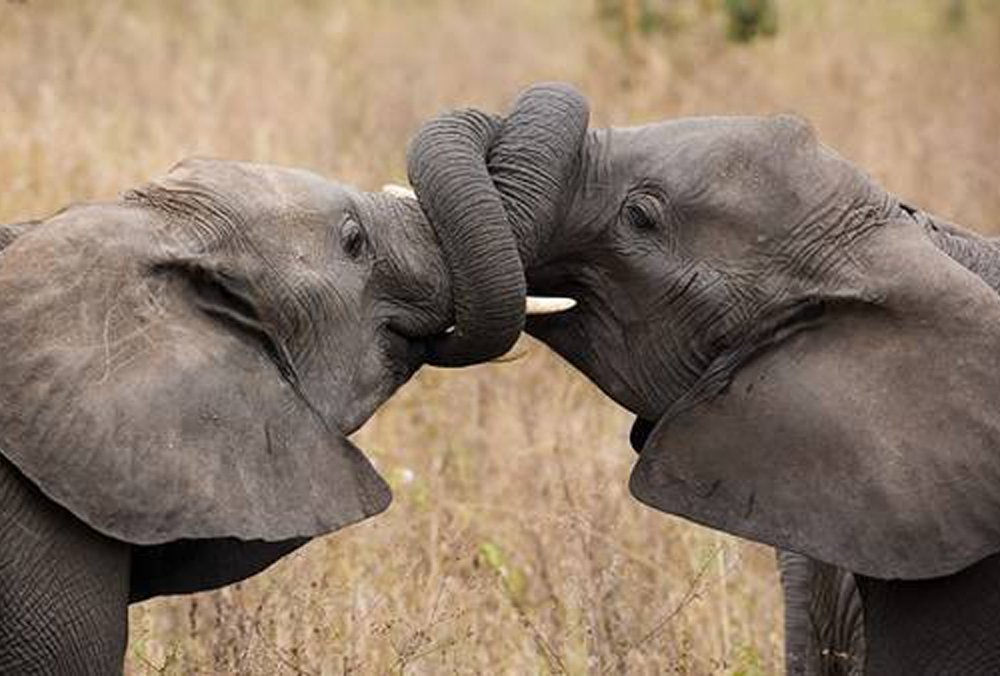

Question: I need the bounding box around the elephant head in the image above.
[409,83,1000,580]
[0,158,459,597]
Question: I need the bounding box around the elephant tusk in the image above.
[445,298,574,338]
[382,183,417,200]
[526,295,576,315]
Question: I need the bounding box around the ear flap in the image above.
[0,200,391,548]
[630,219,1000,580]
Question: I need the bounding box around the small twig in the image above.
[426,575,449,628]
[606,545,724,673]
[444,498,663,574]
[506,588,568,676]
[131,649,167,675]
[393,635,459,675]
[252,621,319,676]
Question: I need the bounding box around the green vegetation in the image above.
[724,0,778,42]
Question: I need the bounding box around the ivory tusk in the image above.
[382,184,416,200]
[526,295,576,315]
[443,297,574,345]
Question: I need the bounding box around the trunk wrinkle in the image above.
[407,83,590,366]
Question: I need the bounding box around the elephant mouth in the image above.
[381,322,431,382]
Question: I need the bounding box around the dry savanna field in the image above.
[1,1,998,673]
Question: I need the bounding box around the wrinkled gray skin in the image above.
[409,83,1000,674]
[778,551,865,675]
[0,159,451,674]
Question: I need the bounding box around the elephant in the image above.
[406,82,1000,674]
[0,157,467,674]
[778,550,865,675]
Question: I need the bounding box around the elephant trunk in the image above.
[406,83,590,367]
[486,83,590,267]
[406,109,523,367]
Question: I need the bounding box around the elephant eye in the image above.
[341,217,370,261]
[624,203,655,230]
[621,193,664,232]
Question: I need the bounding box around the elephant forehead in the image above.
[604,116,858,249]
[148,157,357,228]
[608,115,819,187]
[120,164,358,271]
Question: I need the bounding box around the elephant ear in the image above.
[0,220,37,252]
[0,182,390,550]
[630,217,1000,580]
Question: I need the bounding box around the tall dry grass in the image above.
[1,1,997,673]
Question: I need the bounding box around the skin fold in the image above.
[410,83,1000,674]
[0,159,452,673]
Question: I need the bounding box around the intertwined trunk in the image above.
[407,83,589,366]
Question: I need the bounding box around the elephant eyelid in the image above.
[620,189,668,232]
[340,215,371,261]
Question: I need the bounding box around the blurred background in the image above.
[1,0,997,673]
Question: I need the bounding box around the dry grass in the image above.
[1,1,997,673]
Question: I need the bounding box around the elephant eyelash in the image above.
[620,190,668,232]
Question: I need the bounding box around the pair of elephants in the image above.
[2,82,1000,674]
